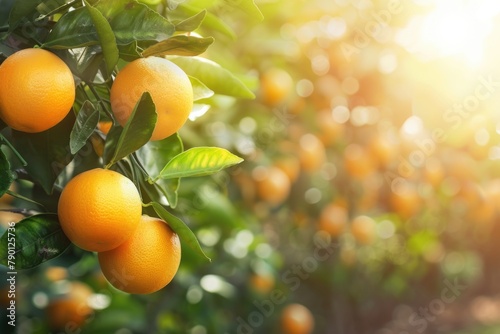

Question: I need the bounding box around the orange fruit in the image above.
[110,57,193,141]
[97,121,113,135]
[45,266,68,282]
[249,272,275,294]
[0,182,16,205]
[424,158,444,187]
[0,210,24,227]
[46,281,93,331]
[58,168,142,252]
[318,203,348,237]
[260,68,293,106]
[98,215,181,294]
[0,48,75,133]
[317,110,344,146]
[298,134,326,172]
[350,215,376,245]
[254,166,291,205]
[344,143,375,178]
[340,246,357,267]
[281,303,315,334]
[389,184,421,219]
[368,135,397,168]
[275,155,301,183]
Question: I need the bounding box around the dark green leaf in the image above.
[70,101,99,155]
[104,92,157,167]
[159,147,243,179]
[142,35,214,57]
[44,0,175,49]
[151,202,210,262]
[43,8,96,49]
[136,134,183,208]
[97,0,175,44]
[0,214,71,269]
[118,41,142,61]
[84,0,119,76]
[70,46,104,83]
[11,112,75,194]
[0,149,15,197]
[175,9,206,32]
[189,76,214,101]
[8,0,40,28]
[170,56,255,99]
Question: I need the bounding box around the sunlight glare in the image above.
[398,0,500,66]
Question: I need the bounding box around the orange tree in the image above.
[191,1,500,333]
[0,0,264,332]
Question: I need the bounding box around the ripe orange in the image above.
[98,215,181,294]
[45,266,68,282]
[249,272,275,295]
[58,168,142,252]
[275,155,301,183]
[298,134,326,172]
[389,184,421,219]
[97,121,113,135]
[46,281,93,331]
[318,203,348,237]
[254,166,291,205]
[0,210,24,227]
[260,68,293,106]
[350,215,376,245]
[281,303,315,334]
[0,182,16,205]
[368,135,397,168]
[0,48,75,133]
[344,143,375,178]
[317,110,344,146]
[110,57,193,141]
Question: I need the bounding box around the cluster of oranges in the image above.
[58,168,181,294]
[0,47,192,140]
[0,48,193,294]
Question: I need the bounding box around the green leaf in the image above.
[97,0,174,44]
[118,41,142,61]
[71,46,105,83]
[170,56,255,99]
[142,35,214,57]
[0,214,71,269]
[0,149,15,197]
[189,103,211,121]
[43,8,96,49]
[84,0,119,76]
[70,101,99,155]
[104,92,157,167]
[159,147,243,179]
[151,202,210,262]
[175,9,206,32]
[167,0,187,10]
[7,0,66,32]
[189,76,214,101]
[223,0,263,21]
[11,112,75,194]
[8,0,41,28]
[180,4,236,39]
[44,0,175,49]
[136,134,183,208]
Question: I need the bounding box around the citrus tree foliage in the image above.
[0,0,260,268]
